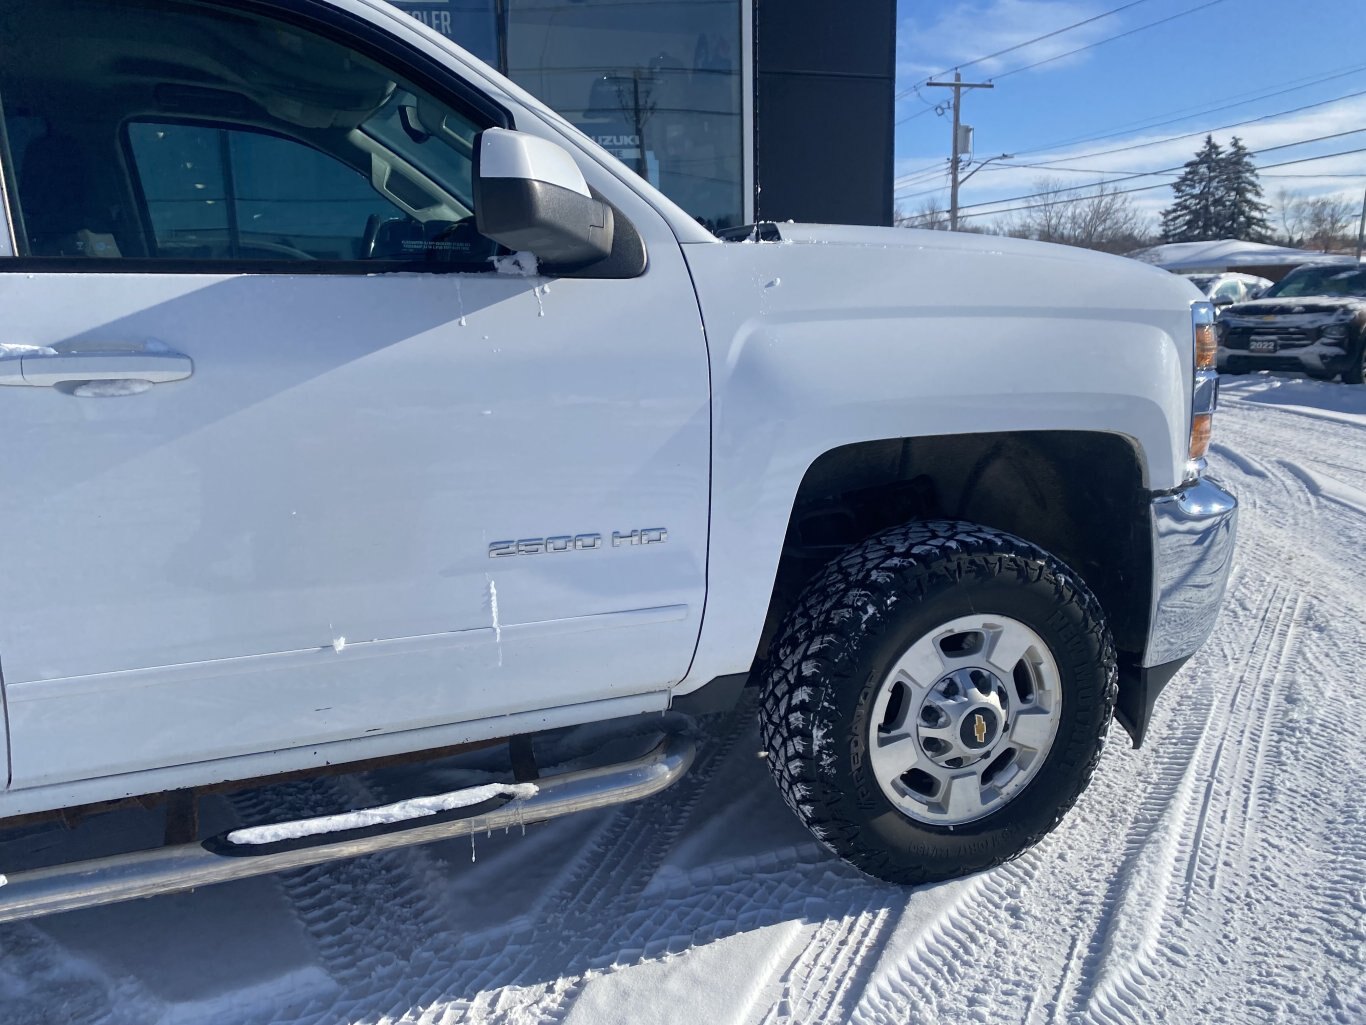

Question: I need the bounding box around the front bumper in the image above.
[1116,477,1238,744]
[1218,341,1354,376]
[1146,476,1238,667]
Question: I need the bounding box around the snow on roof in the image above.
[1126,239,1359,273]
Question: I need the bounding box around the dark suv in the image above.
[1217,264,1366,384]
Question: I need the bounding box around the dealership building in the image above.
[392,0,897,231]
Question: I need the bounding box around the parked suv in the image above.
[1183,272,1271,307]
[1217,264,1366,383]
[0,0,1236,921]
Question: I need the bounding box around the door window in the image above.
[127,123,414,261]
[0,0,502,268]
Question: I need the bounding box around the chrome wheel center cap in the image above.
[916,667,1011,767]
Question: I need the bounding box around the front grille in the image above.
[1222,327,1315,351]
[1222,355,1314,372]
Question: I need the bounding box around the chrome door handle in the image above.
[0,349,194,387]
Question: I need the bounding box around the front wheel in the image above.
[758,521,1116,885]
[1344,336,1366,385]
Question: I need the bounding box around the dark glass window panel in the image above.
[506,0,743,231]
[391,0,500,64]
[128,123,404,261]
[390,0,746,231]
[0,0,496,266]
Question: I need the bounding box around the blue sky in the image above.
[894,0,1366,231]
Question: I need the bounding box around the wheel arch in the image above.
[753,430,1152,700]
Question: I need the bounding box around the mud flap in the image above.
[1115,656,1190,747]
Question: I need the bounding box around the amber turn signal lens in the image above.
[1195,323,1217,370]
[1190,413,1213,461]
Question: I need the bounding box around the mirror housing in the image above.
[1211,293,1235,307]
[474,129,614,267]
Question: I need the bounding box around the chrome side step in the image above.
[0,732,695,924]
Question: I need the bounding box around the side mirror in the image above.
[1211,293,1235,307]
[474,128,614,267]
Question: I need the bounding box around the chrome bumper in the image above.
[1144,476,1239,668]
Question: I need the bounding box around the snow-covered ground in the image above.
[3,372,1365,1025]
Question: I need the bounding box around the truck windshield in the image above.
[1262,267,1366,299]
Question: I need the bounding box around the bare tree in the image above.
[896,196,950,231]
[996,178,1150,253]
[1272,187,1306,244]
[1272,190,1356,251]
[1300,195,1355,252]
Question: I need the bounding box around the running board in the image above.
[0,732,695,924]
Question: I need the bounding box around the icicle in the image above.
[470,832,477,863]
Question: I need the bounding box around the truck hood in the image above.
[1221,295,1366,321]
[715,222,1202,309]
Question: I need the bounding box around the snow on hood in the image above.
[733,221,1173,273]
[1223,295,1366,319]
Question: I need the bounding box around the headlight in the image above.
[1194,308,1217,369]
[1189,302,1218,475]
[1323,324,1348,339]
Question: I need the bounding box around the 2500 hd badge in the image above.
[488,528,669,557]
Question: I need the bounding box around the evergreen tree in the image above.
[1160,136,1224,242]
[1218,136,1271,242]
[1160,135,1273,242]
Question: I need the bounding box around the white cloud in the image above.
[897,93,1366,228]
[897,0,1117,85]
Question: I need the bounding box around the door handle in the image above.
[0,349,194,388]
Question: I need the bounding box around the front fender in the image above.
[678,231,1197,689]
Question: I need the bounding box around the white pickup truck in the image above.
[0,0,1236,920]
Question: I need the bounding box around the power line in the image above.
[987,128,1366,181]
[896,64,1366,189]
[950,129,1366,212]
[895,105,945,128]
[993,87,1366,169]
[895,0,1155,102]
[1260,172,1366,180]
[894,163,952,189]
[896,1,1236,139]
[1011,62,1366,156]
[956,147,1366,221]
[990,0,1229,81]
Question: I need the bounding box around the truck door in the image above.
[0,0,709,789]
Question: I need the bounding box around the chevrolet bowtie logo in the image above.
[973,713,987,745]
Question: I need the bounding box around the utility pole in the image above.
[926,71,993,231]
[1356,186,1365,261]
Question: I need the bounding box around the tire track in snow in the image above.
[841,588,1286,1025]
[0,920,161,1025]
[1184,588,1299,909]
[1106,416,1366,1021]
[755,901,891,1025]
[1223,604,1366,1021]
[847,854,1042,1024]
[226,776,457,992]
[1208,442,1269,480]
[1070,579,1293,1024]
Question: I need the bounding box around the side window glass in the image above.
[0,0,500,268]
[127,123,411,261]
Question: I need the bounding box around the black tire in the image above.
[1344,335,1366,385]
[757,520,1117,885]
